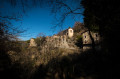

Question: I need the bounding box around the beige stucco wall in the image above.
[82,31,92,44]
[82,31,100,45]
[91,32,100,44]
[82,31,101,51]
[68,28,73,38]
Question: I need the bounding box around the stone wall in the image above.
[41,33,77,51]
[82,31,100,51]
[82,31,100,45]
[42,27,75,50]
[82,31,92,44]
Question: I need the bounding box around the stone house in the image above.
[67,27,74,38]
[29,26,100,51]
[82,31,100,50]
[58,27,74,38]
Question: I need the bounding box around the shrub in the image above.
[75,35,83,48]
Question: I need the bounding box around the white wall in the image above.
[68,28,73,38]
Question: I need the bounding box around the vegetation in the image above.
[73,22,85,33]
[81,0,120,52]
[34,37,46,47]
[0,0,116,79]
[75,35,83,48]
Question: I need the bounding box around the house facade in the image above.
[82,31,101,50]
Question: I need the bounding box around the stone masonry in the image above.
[82,31,100,50]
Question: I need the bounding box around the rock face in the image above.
[44,35,76,50]
[29,38,37,47]
[41,27,76,50]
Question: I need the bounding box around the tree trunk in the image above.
[88,30,95,50]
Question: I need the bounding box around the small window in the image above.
[70,30,72,33]
[66,33,68,35]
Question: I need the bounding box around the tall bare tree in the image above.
[45,0,97,49]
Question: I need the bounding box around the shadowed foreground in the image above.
[31,50,112,79]
[0,49,112,79]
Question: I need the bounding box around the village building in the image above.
[82,31,101,50]
[29,26,100,51]
[67,27,74,38]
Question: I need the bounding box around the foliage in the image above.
[73,22,84,33]
[34,37,46,47]
[31,50,112,79]
[0,0,116,79]
[75,35,83,48]
[81,0,120,51]
[26,40,30,43]
[34,33,46,47]
[90,24,99,32]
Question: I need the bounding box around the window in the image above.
[70,30,72,33]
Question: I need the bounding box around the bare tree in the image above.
[0,0,96,50]
[46,0,96,50]
[47,0,83,28]
[73,22,84,33]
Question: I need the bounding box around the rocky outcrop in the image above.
[44,35,77,50]
[29,38,37,47]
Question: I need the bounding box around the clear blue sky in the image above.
[12,7,84,41]
[0,1,84,41]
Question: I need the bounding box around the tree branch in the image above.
[0,15,21,21]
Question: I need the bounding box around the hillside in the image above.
[0,21,110,79]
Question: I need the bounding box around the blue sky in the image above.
[12,7,84,40]
[0,1,84,41]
